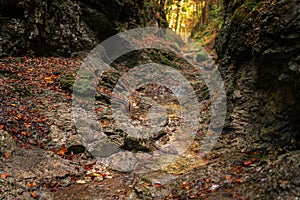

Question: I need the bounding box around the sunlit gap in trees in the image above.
[163,0,223,41]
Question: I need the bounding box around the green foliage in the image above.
[60,74,75,92]
[231,0,264,25]
[192,2,224,48]
[148,50,183,69]
[72,70,96,98]
[231,6,248,24]
[210,4,224,30]
[246,0,264,12]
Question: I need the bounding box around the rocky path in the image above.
[1,53,299,200]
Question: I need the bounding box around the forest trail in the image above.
[1,50,299,199]
[1,0,299,199]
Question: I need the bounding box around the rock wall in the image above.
[0,0,167,57]
[215,0,300,147]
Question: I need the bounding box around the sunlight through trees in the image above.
[162,0,223,41]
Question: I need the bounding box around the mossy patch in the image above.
[60,74,75,92]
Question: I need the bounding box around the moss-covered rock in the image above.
[60,74,75,92]
[215,0,300,147]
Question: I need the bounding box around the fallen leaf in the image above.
[44,75,57,84]
[205,178,211,183]
[1,173,10,179]
[153,183,163,188]
[15,112,23,120]
[244,158,257,166]
[199,193,206,197]
[101,120,111,126]
[26,182,33,187]
[58,146,68,156]
[233,166,242,173]
[95,106,105,112]
[234,178,242,183]
[226,175,231,180]
[27,68,34,72]
[12,128,18,134]
[93,172,101,177]
[226,189,232,193]
[24,122,31,128]
[21,131,30,136]
[30,191,37,199]
[244,160,252,165]
[142,182,151,187]
[182,181,189,187]
[76,180,86,184]
[83,160,96,171]
[4,153,10,158]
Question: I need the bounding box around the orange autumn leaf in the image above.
[15,112,23,120]
[226,189,232,193]
[233,166,242,173]
[142,182,151,187]
[244,160,252,165]
[24,122,31,128]
[182,182,189,187]
[1,173,10,179]
[83,160,96,171]
[27,182,37,187]
[59,146,68,155]
[19,106,26,111]
[4,153,10,159]
[27,68,34,72]
[95,106,105,112]
[234,178,242,183]
[226,175,231,180]
[153,183,163,188]
[182,182,189,190]
[21,131,30,136]
[44,75,57,84]
[30,191,38,199]
[101,121,111,126]
[26,182,33,187]
[244,158,257,166]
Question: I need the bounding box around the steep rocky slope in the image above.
[216,0,300,148]
[0,0,167,57]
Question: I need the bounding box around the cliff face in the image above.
[216,0,300,147]
[0,0,166,57]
